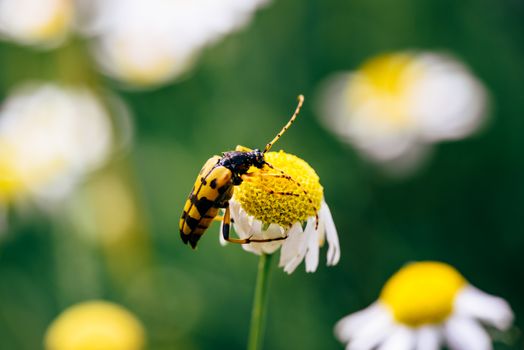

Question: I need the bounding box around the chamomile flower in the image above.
[44,300,146,350]
[0,82,115,205]
[0,0,74,48]
[87,0,270,87]
[223,150,340,274]
[318,51,489,173]
[335,261,514,350]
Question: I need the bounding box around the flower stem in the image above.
[247,253,273,350]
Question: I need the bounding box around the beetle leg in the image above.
[262,162,320,230]
[241,173,299,197]
[222,203,288,244]
[248,172,293,180]
[221,204,233,241]
[235,145,252,152]
[214,214,233,223]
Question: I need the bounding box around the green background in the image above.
[0,0,522,349]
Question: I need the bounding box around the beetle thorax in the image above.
[221,149,265,175]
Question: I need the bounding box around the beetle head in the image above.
[251,149,266,168]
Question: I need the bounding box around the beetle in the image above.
[179,95,315,249]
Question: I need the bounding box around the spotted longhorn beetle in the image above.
[179,95,317,249]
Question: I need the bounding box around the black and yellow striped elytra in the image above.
[179,95,305,249]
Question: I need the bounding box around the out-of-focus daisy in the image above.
[335,261,514,350]
[222,150,340,274]
[44,300,146,350]
[0,83,115,205]
[0,0,74,48]
[318,51,489,173]
[86,0,270,87]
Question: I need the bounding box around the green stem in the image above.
[247,253,273,350]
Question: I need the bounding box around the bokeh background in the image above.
[0,0,523,349]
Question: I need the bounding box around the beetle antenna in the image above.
[263,94,304,153]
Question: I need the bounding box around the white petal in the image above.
[229,200,250,238]
[347,306,395,350]
[335,302,395,350]
[444,316,491,350]
[335,303,386,343]
[277,224,300,266]
[415,326,440,350]
[454,285,514,331]
[305,216,320,272]
[228,201,261,254]
[258,240,284,255]
[248,216,263,237]
[321,201,340,266]
[264,222,286,238]
[377,325,415,350]
[278,223,307,274]
[246,223,285,255]
[408,54,488,141]
[240,243,262,255]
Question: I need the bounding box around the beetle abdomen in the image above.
[180,157,234,248]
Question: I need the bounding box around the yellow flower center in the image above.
[44,301,146,350]
[346,52,423,128]
[233,151,323,227]
[380,261,466,327]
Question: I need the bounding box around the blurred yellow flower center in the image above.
[380,261,466,327]
[30,0,72,41]
[0,143,24,201]
[347,53,422,128]
[0,138,70,201]
[234,151,323,227]
[360,53,414,95]
[44,301,146,350]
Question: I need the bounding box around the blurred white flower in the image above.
[0,0,74,48]
[0,83,115,205]
[317,52,489,173]
[69,171,139,246]
[335,261,514,350]
[221,151,340,274]
[86,0,270,87]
